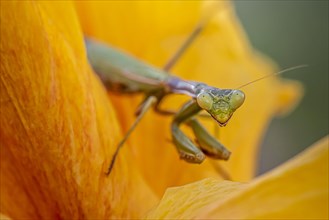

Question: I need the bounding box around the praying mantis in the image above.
[85,15,305,176]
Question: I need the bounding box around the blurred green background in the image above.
[233,1,328,175]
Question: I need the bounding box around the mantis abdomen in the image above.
[85,38,168,93]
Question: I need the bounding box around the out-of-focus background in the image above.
[233,1,328,175]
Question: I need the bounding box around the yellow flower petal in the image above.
[146,178,245,219]
[75,1,303,196]
[0,213,11,220]
[146,136,328,219]
[199,136,329,219]
[0,1,156,219]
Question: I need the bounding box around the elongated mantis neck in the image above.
[166,76,203,97]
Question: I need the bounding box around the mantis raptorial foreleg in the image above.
[106,95,157,175]
[187,118,230,160]
[171,100,205,163]
[172,100,231,163]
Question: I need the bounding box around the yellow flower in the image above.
[0,1,327,219]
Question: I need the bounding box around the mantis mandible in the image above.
[85,15,305,176]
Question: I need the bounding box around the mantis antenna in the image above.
[236,64,308,89]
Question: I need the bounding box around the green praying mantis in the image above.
[85,16,306,176]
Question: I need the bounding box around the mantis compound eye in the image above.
[197,91,213,111]
[229,90,245,110]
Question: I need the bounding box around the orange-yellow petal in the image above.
[146,136,328,219]
[0,1,156,219]
[0,213,11,220]
[75,1,303,196]
[146,178,245,219]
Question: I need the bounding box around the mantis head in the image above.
[196,88,245,126]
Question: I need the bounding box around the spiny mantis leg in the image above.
[172,103,231,161]
[171,100,206,163]
[154,100,222,142]
[153,98,222,141]
[173,103,231,179]
[186,118,230,160]
[106,96,157,175]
